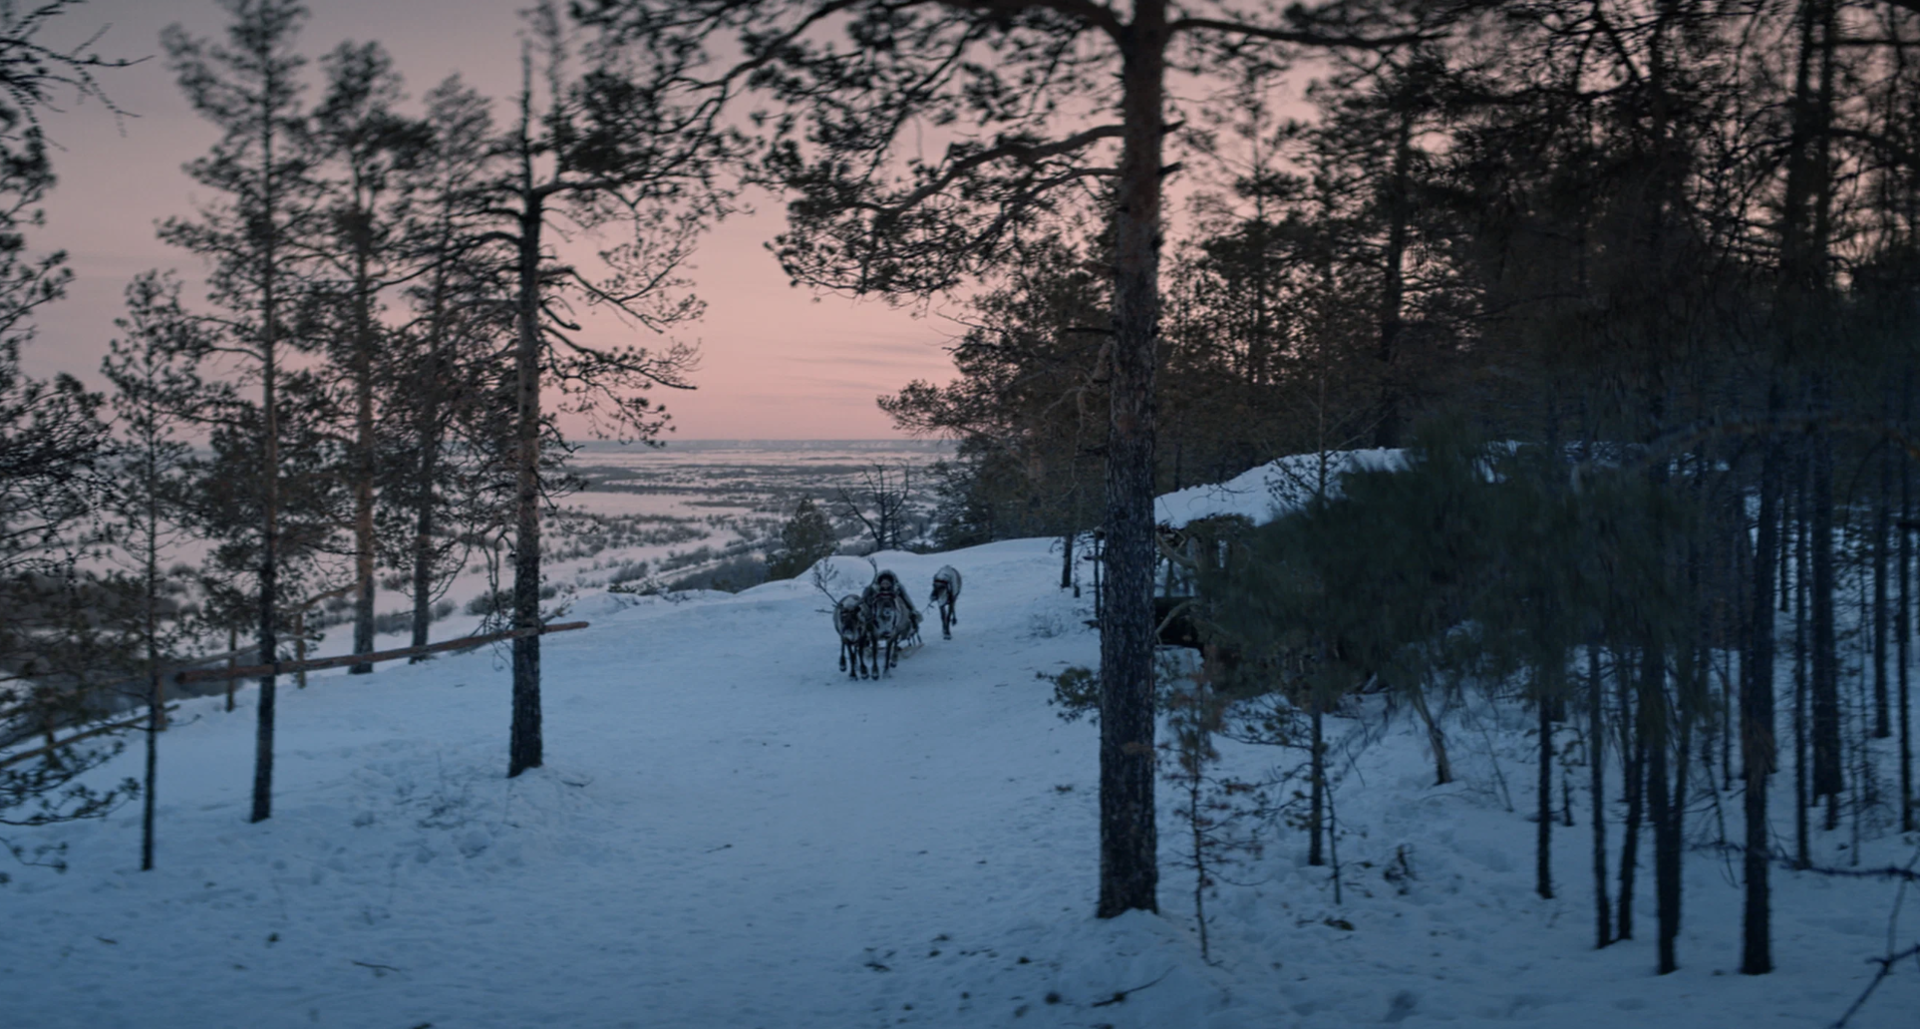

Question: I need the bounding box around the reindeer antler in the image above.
[809,560,846,604]
[1155,524,1197,569]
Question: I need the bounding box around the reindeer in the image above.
[865,568,920,676]
[815,559,878,679]
[834,593,872,679]
[929,565,962,639]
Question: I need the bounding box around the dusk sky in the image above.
[23,0,963,441]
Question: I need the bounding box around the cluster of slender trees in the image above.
[2,0,718,856]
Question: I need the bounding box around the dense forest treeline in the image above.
[0,0,1916,990]
[872,0,1920,978]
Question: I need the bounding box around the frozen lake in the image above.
[565,438,954,517]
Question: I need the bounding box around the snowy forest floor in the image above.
[3,539,1916,1028]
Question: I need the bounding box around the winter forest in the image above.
[4,0,1920,1026]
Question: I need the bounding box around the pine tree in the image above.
[487,1,722,777]
[0,0,135,871]
[768,498,835,579]
[99,273,197,871]
[159,0,323,822]
[305,40,429,674]
[387,74,512,658]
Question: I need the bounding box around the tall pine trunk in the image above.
[1741,414,1779,975]
[1589,644,1610,948]
[1617,651,1644,940]
[410,213,453,658]
[1656,694,1691,975]
[349,224,378,675]
[251,104,282,825]
[1781,0,1843,828]
[1095,4,1168,918]
[1309,695,1326,868]
[141,461,162,872]
[409,345,443,656]
[1811,403,1842,821]
[1645,662,1672,972]
[1537,674,1554,900]
[1795,443,1813,868]
[1875,411,1893,738]
[508,155,545,779]
[1644,632,1690,975]
[1902,371,1915,833]
[1060,526,1074,591]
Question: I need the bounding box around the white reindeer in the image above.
[930,565,962,639]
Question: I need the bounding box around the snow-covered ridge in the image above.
[1154,448,1406,529]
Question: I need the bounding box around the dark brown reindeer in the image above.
[866,568,920,676]
[813,559,878,679]
[834,593,872,679]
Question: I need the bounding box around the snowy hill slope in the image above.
[3,538,1916,1028]
[1154,448,1405,529]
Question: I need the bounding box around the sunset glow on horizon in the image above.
[22,0,963,441]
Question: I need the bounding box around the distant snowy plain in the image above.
[3,451,1915,1028]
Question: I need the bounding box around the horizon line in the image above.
[571,437,954,445]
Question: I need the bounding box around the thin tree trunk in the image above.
[1189,764,1209,961]
[1656,695,1691,976]
[1410,681,1452,785]
[1722,656,1733,785]
[410,222,451,658]
[1741,414,1779,975]
[349,224,378,675]
[1781,439,1794,612]
[1061,525,1074,591]
[141,475,161,872]
[1538,674,1554,900]
[1811,402,1842,818]
[1643,635,1683,975]
[410,367,442,657]
[1309,693,1326,868]
[1785,0,1843,824]
[1903,369,1915,833]
[1796,443,1812,868]
[254,330,279,824]
[252,102,281,824]
[1876,416,1893,738]
[1589,644,1610,948]
[1617,651,1643,941]
[225,625,237,713]
[1373,102,1413,450]
[1646,688,1672,973]
[1853,634,1871,864]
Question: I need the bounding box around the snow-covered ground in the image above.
[1154,448,1407,529]
[5,540,1917,1027]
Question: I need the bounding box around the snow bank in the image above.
[1154,448,1406,529]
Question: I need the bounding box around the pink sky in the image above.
[21,0,963,440]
